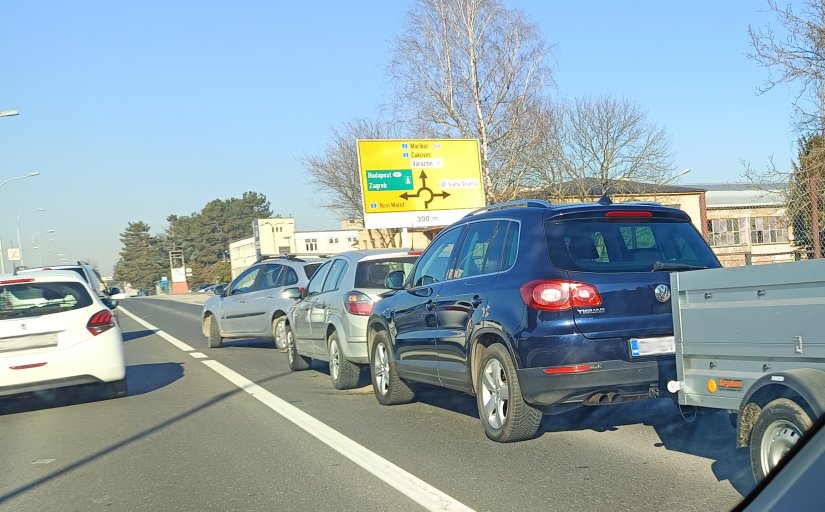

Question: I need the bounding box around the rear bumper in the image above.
[517,357,676,407]
[0,331,126,397]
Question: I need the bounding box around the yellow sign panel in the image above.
[357,139,485,229]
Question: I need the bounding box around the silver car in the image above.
[202,256,324,349]
[285,249,418,389]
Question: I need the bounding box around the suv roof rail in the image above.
[258,254,306,263]
[464,199,552,217]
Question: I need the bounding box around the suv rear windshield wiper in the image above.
[650,261,708,272]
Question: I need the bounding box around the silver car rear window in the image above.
[355,257,418,288]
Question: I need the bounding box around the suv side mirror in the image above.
[102,298,119,310]
[385,270,406,290]
[214,284,227,296]
[108,287,121,296]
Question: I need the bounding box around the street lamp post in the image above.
[32,229,55,265]
[0,172,40,274]
[661,168,692,186]
[15,208,46,267]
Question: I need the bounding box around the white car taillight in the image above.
[87,309,115,336]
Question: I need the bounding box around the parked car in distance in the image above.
[202,283,227,294]
[0,270,127,400]
[366,198,721,442]
[284,249,419,389]
[201,256,324,349]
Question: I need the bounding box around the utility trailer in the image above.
[667,259,825,482]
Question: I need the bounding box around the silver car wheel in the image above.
[273,317,288,352]
[480,357,510,430]
[330,337,340,382]
[286,329,294,365]
[374,342,390,396]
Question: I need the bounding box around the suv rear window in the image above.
[545,218,718,272]
[355,257,418,288]
[0,281,93,319]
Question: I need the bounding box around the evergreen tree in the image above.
[113,221,167,289]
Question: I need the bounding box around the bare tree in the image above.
[746,0,825,258]
[551,96,674,200]
[748,0,825,131]
[300,119,403,248]
[388,0,554,203]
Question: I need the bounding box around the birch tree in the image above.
[389,0,554,203]
[301,119,403,247]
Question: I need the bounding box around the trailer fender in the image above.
[737,368,825,448]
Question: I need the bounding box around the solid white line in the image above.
[119,307,196,352]
[201,359,475,512]
[119,306,474,512]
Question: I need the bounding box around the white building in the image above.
[701,184,796,266]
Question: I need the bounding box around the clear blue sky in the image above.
[0,1,800,276]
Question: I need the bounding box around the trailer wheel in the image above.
[749,398,813,482]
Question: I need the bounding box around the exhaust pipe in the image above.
[585,392,623,405]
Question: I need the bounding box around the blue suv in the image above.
[366,199,720,442]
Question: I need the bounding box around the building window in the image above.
[329,237,338,244]
[305,238,318,251]
[347,236,358,244]
[275,226,283,233]
[707,218,746,247]
[750,217,789,244]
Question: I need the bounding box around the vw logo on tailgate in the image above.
[654,284,671,303]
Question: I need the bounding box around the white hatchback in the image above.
[0,270,127,399]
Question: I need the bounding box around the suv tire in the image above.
[476,344,541,442]
[207,316,223,348]
[370,331,413,405]
[329,331,361,390]
[287,324,311,371]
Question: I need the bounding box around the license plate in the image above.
[629,336,675,357]
[0,334,58,353]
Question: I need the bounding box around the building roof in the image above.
[535,178,706,197]
[691,183,788,208]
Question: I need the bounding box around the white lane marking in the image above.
[190,352,208,359]
[202,359,474,512]
[119,306,475,512]
[119,307,196,352]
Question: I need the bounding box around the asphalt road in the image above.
[0,296,753,511]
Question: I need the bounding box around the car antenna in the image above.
[598,193,613,205]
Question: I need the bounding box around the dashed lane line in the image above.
[118,306,475,512]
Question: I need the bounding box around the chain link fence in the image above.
[786,171,825,260]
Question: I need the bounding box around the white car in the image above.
[0,270,127,399]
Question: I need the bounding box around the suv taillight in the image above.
[87,309,115,335]
[345,291,373,316]
[520,280,602,311]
